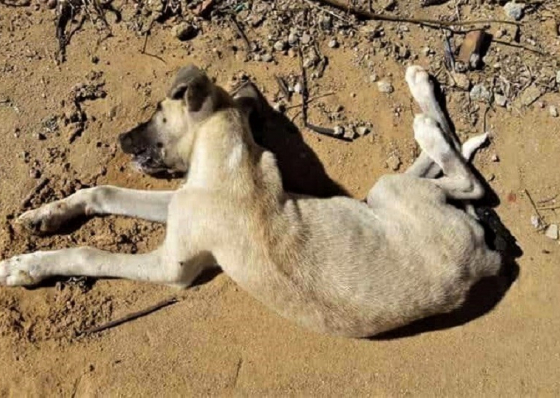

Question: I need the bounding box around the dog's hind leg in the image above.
[404,65,487,178]
[413,114,485,200]
[18,187,174,234]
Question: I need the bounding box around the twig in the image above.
[228,14,252,52]
[492,39,548,56]
[537,205,560,211]
[20,178,49,210]
[285,92,335,110]
[525,189,544,223]
[274,75,291,101]
[537,194,558,204]
[77,297,179,336]
[303,0,354,25]
[312,0,521,28]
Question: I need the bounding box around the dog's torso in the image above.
[165,109,501,338]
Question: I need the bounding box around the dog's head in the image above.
[119,65,238,176]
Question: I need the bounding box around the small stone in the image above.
[261,53,273,62]
[172,23,198,41]
[531,215,543,230]
[287,49,297,58]
[504,2,525,21]
[357,126,369,136]
[545,224,559,240]
[320,15,332,30]
[343,128,355,140]
[293,82,303,94]
[91,55,99,64]
[303,56,318,68]
[369,73,378,83]
[491,154,500,162]
[386,154,401,171]
[556,70,560,84]
[519,84,542,107]
[29,169,41,179]
[300,33,311,45]
[469,84,491,102]
[495,94,507,107]
[421,47,432,56]
[333,125,344,136]
[377,80,394,93]
[35,132,46,140]
[549,106,559,118]
[328,39,339,48]
[46,0,57,9]
[288,33,298,45]
[451,72,471,90]
[273,40,286,52]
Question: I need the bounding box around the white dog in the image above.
[0,65,501,338]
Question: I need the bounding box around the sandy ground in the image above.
[1,0,560,396]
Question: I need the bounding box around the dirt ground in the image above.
[1,0,560,396]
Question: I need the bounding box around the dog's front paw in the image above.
[0,254,44,286]
[17,201,70,235]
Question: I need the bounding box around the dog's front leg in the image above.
[0,246,184,287]
[18,187,174,234]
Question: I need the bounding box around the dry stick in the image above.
[228,14,252,52]
[297,49,351,142]
[525,189,545,224]
[537,205,560,211]
[77,297,179,336]
[274,75,291,100]
[20,178,49,210]
[313,0,521,27]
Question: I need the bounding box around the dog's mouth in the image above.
[131,151,168,175]
[130,151,186,179]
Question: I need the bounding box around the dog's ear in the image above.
[167,65,212,112]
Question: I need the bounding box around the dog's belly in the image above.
[223,196,500,338]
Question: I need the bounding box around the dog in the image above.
[0,65,502,338]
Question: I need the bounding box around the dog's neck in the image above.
[181,108,273,194]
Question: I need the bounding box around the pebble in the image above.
[377,80,394,94]
[451,72,470,90]
[550,106,559,118]
[491,154,500,162]
[300,34,312,45]
[293,82,303,94]
[369,73,378,83]
[288,33,298,46]
[320,15,333,30]
[531,215,543,230]
[328,39,339,49]
[386,154,401,171]
[519,84,542,106]
[333,125,345,136]
[545,224,559,240]
[469,84,491,102]
[273,40,286,52]
[261,53,273,63]
[46,0,57,9]
[503,2,525,21]
[172,23,198,41]
[495,94,507,107]
[357,126,370,136]
[556,70,560,84]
